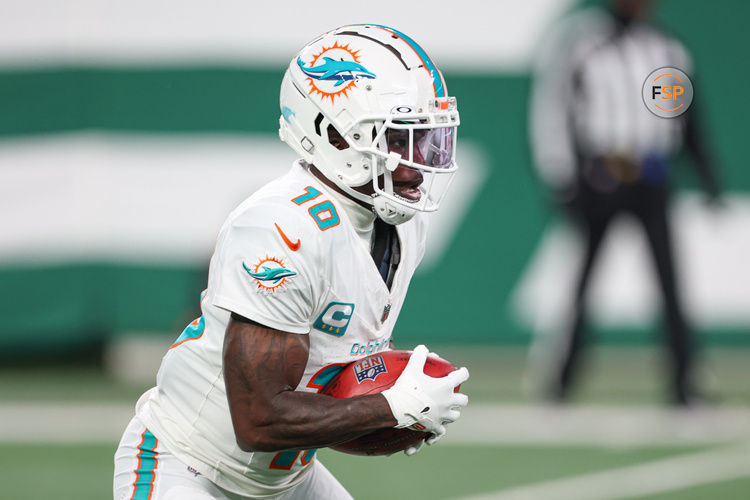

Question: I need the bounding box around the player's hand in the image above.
[404,429,444,457]
[381,345,469,435]
[404,440,424,456]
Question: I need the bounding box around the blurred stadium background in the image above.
[1,0,748,498]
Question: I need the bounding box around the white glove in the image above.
[403,349,452,456]
[404,440,424,457]
[403,431,443,456]
[382,345,469,436]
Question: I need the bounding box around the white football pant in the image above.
[114,417,352,500]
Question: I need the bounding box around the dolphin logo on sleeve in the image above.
[243,262,296,284]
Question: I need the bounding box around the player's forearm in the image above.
[223,316,398,452]
[231,391,396,452]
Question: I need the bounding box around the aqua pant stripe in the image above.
[131,429,159,500]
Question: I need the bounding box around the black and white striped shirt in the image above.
[530,8,692,190]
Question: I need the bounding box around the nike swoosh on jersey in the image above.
[274,223,301,251]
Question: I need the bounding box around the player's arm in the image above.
[223,313,397,452]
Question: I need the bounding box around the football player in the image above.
[114,24,469,500]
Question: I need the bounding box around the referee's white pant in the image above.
[114,417,352,500]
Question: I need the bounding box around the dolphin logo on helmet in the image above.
[279,25,460,225]
[296,57,376,87]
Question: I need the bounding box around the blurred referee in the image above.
[529,0,721,405]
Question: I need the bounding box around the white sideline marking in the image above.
[2,402,750,447]
[443,403,750,448]
[457,442,750,500]
[0,402,135,444]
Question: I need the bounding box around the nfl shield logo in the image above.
[381,303,391,323]
[353,355,388,383]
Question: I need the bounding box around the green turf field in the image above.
[1,442,740,500]
[0,346,748,499]
[1,442,747,499]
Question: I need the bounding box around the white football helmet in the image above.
[278,24,459,224]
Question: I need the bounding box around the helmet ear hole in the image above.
[327,124,350,151]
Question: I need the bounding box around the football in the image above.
[320,350,459,456]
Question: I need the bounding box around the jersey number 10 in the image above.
[291,186,340,231]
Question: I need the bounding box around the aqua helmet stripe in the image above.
[370,24,446,98]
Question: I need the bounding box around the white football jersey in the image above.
[136,161,428,496]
